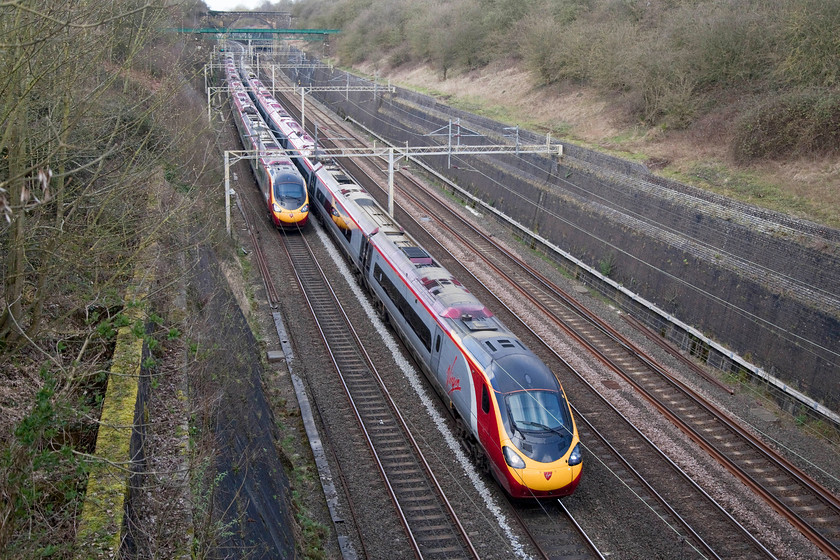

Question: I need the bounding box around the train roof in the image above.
[325,172,493,323]
[333,177,559,396]
[269,167,302,180]
[226,67,301,179]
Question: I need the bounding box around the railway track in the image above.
[260,59,840,557]
[386,167,840,559]
[277,228,479,559]
[260,69,762,557]
[510,499,603,560]
[346,159,777,559]
[262,84,767,556]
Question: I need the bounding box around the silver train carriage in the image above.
[225,51,309,228]
[308,157,582,498]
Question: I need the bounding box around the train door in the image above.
[436,334,471,414]
[257,165,270,203]
[360,235,374,279]
[430,327,443,374]
[305,169,317,196]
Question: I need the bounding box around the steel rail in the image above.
[279,230,479,559]
[264,62,837,558]
[386,171,840,559]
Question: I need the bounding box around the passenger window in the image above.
[481,385,490,414]
[435,335,441,353]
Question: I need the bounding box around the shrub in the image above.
[517,15,594,85]
[669,2,778,91]
[777,0,840,87]
[732,88,840,162]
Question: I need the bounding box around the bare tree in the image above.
[0,1,220,554]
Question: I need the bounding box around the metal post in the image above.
[388,148,395,217]
[301,88,306,132]
[447,119,452,169]
[207,85,212,123]
[515,125,520,155]
[225,151,231,235]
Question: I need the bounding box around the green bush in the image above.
[675,2,777,90]
[518,15,595,85]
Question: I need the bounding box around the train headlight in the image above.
[568,443,582,466]
[272,202,282,213]
[502,446,526,469]
[301,204,309,213]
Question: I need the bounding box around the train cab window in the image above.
[273,180,305,201]
[481,385,490,414]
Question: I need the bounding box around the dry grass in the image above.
[373,59,840,228]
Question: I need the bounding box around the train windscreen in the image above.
[272,175,305,203]
[505,390,568,433]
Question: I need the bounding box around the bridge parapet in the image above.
[206,10,292,29]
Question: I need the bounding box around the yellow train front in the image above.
[467,346,583,498]
[256,157,309,229]
[490,385,582,498]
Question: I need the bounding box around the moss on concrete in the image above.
[75,283,149,559]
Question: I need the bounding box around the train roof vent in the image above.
[497,339,516,348]
[463,317,497,332]
[401,246,434,266]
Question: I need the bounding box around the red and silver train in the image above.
[312,159,582,498]
[223,52,309,229]
[235,55,320,185]
[231,44,582,498]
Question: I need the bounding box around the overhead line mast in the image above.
[222,139,562,234]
